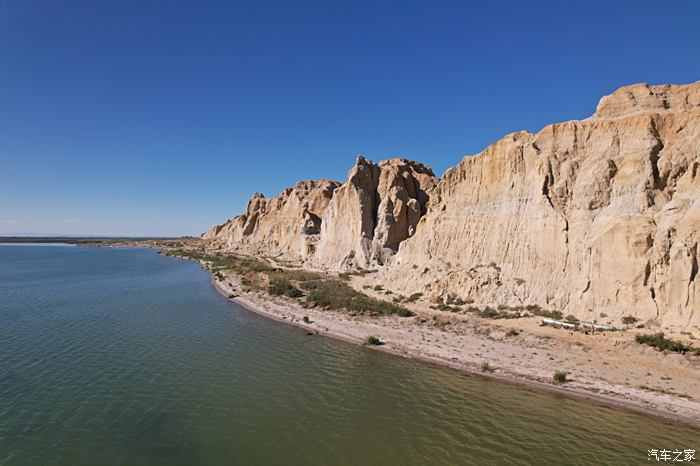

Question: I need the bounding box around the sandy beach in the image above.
[185,260,700,430]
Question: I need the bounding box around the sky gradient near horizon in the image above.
[2,0,700,236]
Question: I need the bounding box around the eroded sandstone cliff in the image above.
[385,82,700,330]
[204,81,699,330]
[203,157,436,267]
[202,179,342,260]
[314,157,436,268]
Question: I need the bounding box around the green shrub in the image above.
[300,280,320,290]
[272,268,320,282]
[305,280,413,317]
[481,361,493,372]
[564,314,580,325]
[478,307,500,319]
[365,336,383,345]
[268,279,303,298]
[303,315,310,324]
[635,333,693,353]
[393,307,414,317]
[530,307,563,320]
[622,315,638,325]
[553,371,568,383]
[431,303,461,313]
[405,292,423,303]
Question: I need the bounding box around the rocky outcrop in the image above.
[314,157,436,268]
[204,81,700,330]
[203,157,436,267]
[202,179,341,261]
[383,82,700,330]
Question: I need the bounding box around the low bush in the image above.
[622,315,638,325]
[478,307,500,319]
[365,336,383,345]
[553,371,568,383]
[531,308,564,320]
[635,333,695,354]
[300,280,320,290]
[481,361,493,372]
[303,315,310,324]
[268,279,303,298]
[431,303,462,313]
[405,292,423,303]
[305,280,413,317]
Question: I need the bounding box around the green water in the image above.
[0,245,697,465]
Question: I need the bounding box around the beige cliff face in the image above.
[204,157,437,267]
[203,179,341,261]
[204,81,699,330]
[385,82,700,331]
[314,157,436,268]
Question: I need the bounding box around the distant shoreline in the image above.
[0,236,179,245]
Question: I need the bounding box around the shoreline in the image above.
[189,261,700,430]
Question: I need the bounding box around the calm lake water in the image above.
[0,245,697,465]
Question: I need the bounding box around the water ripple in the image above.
[0,245,697,466]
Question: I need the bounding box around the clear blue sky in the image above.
[2,0,699,236]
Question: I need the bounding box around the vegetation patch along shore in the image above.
[166,249,413,318]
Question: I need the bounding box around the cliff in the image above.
[204,81,700,330]
[202,179,342,260]
[314,157,436,268]
[385,82,700,331]
[203,158,437,266]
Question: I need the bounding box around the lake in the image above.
[0,245,697,465]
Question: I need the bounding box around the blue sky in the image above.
[1,0,699,236]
